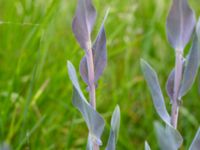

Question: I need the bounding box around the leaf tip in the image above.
[115,105,120,113]
[67,60,73,70]
[145,141,151,150]
[140,58,146,67]
[197,17,200,37]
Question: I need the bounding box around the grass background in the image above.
[0,0,200,149]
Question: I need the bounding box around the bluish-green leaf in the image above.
[106,105,120,150]
[145,141,151,150]
[80,10,109,84]
[0,143,10,150]
[166,60,185,102]
[141,59,171,125]
[179,34,199,98]
[154,122,183,150]
[79,56,88,84]
[189,128,200,150]
[166,0,196,50]
[197,18,200,39]
[196,18,200,66]
[67,61,105,147]
[87,133,103,150]
[166,69,175,102]
[72,0,96,51]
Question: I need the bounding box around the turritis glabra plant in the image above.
[67,0,120,149]
[141,0,200,149]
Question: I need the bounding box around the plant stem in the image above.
[171,49,183,128]
[94,143,99,150]
[86,42,98,150]
[86,43,96,109]
[171,100,179,128]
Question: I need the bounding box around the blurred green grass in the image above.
[0,0,200,149]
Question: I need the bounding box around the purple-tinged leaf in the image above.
[166,0,196,50]
[166,60,185,102]
[196,18,200,66]
[145,141,151,150]
[166,69,175,102]
[67,61,105,147]
[166,125,183,149]
[92,10,109,82]
[106,105,120,150]
[141,59,171,125]
[154,122,183,150]
[80,10,109,84]
[87,133,103,150]
[189,128,200,150]
[197,18,200,39]
[80,56,88,83]
[72,0,96,51]
[178,34,199,99]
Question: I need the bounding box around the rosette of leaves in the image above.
[67,0,120,149]
[141,0,200,149]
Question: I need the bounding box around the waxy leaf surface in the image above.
[179,34,199,98]
[72,0,96,51]
[141,59,171,125]
[166,60,185,102]
[145,141,151,150]
[154,122,183,150]
[67,61,105,147]
[80,11,108,84]
[196,18,200,65]
[189,128,200,150]
[166,0,195,50]
[106,105,120,150]
[166,69,175,102]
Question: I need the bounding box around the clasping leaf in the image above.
[72,0,96,51]
[166,69,175,102]
[154,122,183,150]
[67,61,105,147]
[141,59,171,125]
[80,10,109,85]
[106,105,120,150]
[189,128,200,150]
[179,33,200,98]
[166,0,196,50]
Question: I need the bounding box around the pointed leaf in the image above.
[72,0,96,51]
[145,141,151,150]
[106,105,120,150]
[67,61,105,147]
[196,18,200,66]
[166,60,185,102]
[155,122,171,150]
[141,59,171,125]
[166,0,196,50]
[80,10,109,84]
[166,69,175,102]
[154,122,183,150]
[166,125,183,148]
[93,11,108,82]
[189,128,200,150]
[179,34,199,98]
[80,56,89,84]
[197,18,200,39]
